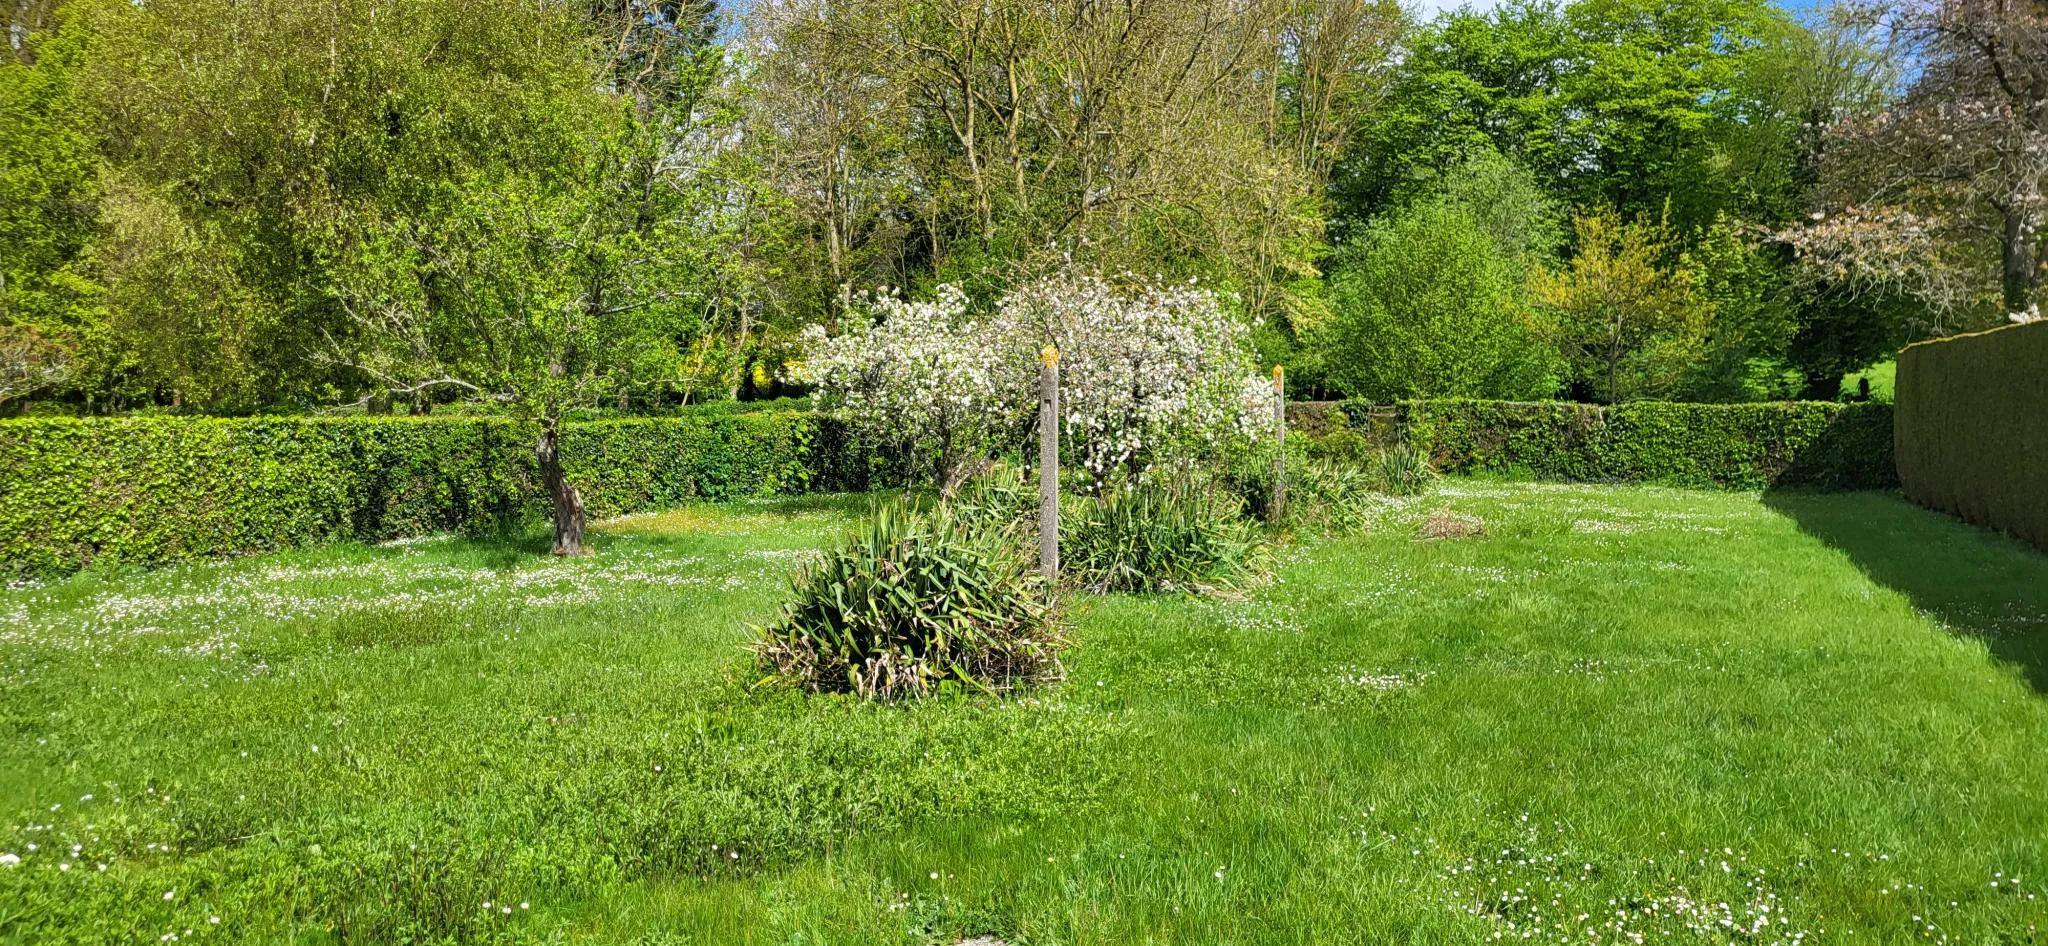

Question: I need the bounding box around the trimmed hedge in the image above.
[1324,399,1896,490]
[1895,320,2048,551]
[0,412,862,579]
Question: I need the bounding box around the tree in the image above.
[1333,0,1808,240]
[1533,208,1713,403]
[1316,169,1560,402]
[797,271,1271,494]
[332,152,702,555]
[0,324,72,407]
[1791,0,2048,328]
[743,0,1401,331]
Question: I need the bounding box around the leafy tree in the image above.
[330,149,704,555]
[1334,0,1806,240]
[1678,217,1803,402]
[0,10,100,386]
[1317,197,1559,402]
[1533,208,1713,403]
[744,0,1402,336]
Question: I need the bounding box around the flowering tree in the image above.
[993,274,1272,490]
[796,272,1272,493]
[793,286,1023,494]
[1786,0,2048,328]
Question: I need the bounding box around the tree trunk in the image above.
[537,420,587,557]
[2002,208,2039,314]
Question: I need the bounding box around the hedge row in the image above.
[1324,399,1896,490]
[1895,320,2048,551]
[0,412,872,579]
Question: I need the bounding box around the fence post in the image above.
[1040,346,1060,585]
[1272,364,1286,522]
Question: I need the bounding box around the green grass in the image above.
[1841,361,1896,403]
[3,483,2046,944]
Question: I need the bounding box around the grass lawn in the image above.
[3,482,2046,945]
[1840,362,1896,403]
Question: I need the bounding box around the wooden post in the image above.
[1039,345,1060,584]
[1271,364,1286,522]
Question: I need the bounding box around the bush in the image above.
[753,502,1064,700]
[1370,442,1438,496]
[0,411,850,578]
[1061,480,1268,594]
[1286,458,1382,533]
[1317,194,1559,402]
[1895,320,2048,551]
[1323,399,1894,491]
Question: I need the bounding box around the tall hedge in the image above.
[0,412,861,579]
[1895,320,2048,551]
[1329,399,1895,490]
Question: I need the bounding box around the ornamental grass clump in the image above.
[1062,479,1269,594]
[1371,442,1439,496]
[753,502,1065,700]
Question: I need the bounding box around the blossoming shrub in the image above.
[994,274,1275,489]
[753,502,1065,700]
[793,286,1021,494]
[795,272,1274,494]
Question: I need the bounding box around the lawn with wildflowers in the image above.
[3,484,2046,945]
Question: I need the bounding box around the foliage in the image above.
[1675,216,1805,403]
[794,286,1019,493]
[743,0,1401,332]
[0,324,73,404]
[1895,320,2048,552]
[1788,0,2047,325]
[1319,196,1559,402]
[754,501,1064,700]
[994,273,1275,490]
[1364,397,1897,490]
[1060,480,1269,594]
[1532,208,1714,403]
[0,412,834,579]
[799,272,1274,494]
[1369,441,1439,497]
[1333,0,1805,239]
[0,11,100,387]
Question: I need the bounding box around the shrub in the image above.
[797,271,1274,494]
[1286,458,1382,533]
[1895,320,2048,550]
[1370,442,1438,496]
[1319,399,1895,491]
[753,502,1065,700]
[0,411,845,579]
[1061,480,1268,594]
[1318,197,1560,402]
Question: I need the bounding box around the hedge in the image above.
[1324,398,1896,491]
[0,412,868,579]
[1895,320,2048,551]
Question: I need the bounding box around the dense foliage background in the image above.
[1,0,2038,416]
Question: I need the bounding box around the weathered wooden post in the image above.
[1039,345,1061,584]
[1271,364,1286,522]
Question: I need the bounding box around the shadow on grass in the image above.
[1764,490,2048,696]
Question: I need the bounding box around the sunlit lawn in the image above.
[3,482,2045,945]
